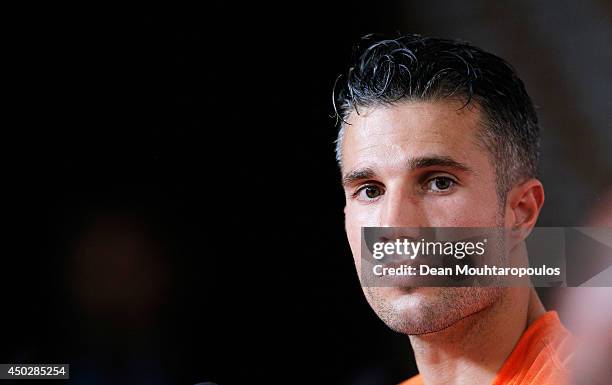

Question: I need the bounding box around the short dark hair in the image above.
[333,34,540,198]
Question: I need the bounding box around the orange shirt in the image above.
[399,311,573,385]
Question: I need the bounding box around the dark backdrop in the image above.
[4,2,611,385]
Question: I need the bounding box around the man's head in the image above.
[335,34,540,199]
[335,34,545,335]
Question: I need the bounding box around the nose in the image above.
[375,186,433,245]
[367,188,431,262]
[379,187,428,228]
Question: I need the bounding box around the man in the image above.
[334,35,573,385]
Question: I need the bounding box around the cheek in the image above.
[422,192,500,227]
[344,202,379,265]
[345,201,382,227]
[344,205,361,260]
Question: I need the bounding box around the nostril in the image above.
[379,235,417,244]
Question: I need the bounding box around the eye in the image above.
[354,184,385,202]
[425,176,455,193]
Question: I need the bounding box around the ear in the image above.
[505,178,545,234]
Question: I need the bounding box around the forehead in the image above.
[341,100,486,170]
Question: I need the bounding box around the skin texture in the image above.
[341,100,546,385]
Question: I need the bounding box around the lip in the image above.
[368,260,447,288]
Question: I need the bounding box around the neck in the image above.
[408,287,545,385]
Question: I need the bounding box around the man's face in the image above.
[341,100,505,335]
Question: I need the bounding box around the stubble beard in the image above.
[364,208,507,336]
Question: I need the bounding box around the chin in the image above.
[364,286,502,335]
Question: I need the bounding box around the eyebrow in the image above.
[342,167,377,187]
[341,155,472,187]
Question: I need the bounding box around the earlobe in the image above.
[507,178,545,232]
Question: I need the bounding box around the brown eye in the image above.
[355,185,384,201]
[427,176,455,192]
[365,186,381,198]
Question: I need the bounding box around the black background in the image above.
[4,2,611,384]
[4,3,417,385]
